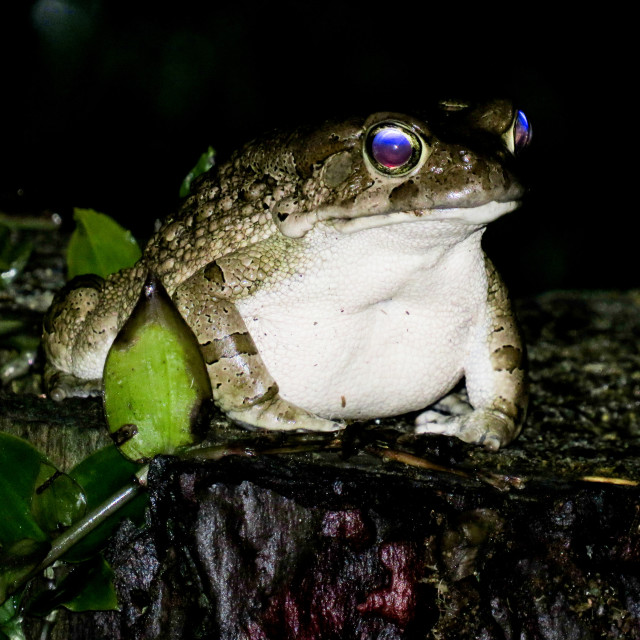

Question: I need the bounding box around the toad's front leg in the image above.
[174,258,343,433]
[415,257,528,450]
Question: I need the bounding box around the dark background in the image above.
[0,2,632,296]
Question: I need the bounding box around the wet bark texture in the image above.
[103,453,640,640]
[2,226,640,639]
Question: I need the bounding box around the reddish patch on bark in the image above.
[357,542,417,627]
[258,513,418,638]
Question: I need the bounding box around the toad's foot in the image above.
[415,406,517,451]
[228,397,344,433]
[45,365,102,402]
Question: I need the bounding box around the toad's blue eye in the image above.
[372,128,413,168]
[513,110,532,154]
[366,123,422,174]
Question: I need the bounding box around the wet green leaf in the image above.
[0,434,89,601]
[26,555,118,615]
[0,594,20,625]
[62,556,118,612]
[67,208,141,280]
[30,464,86,537]
[0,434,50,547]
[0,593,25,640]
[0,433,85,545]
[63,445,148,561]
[179,146,215,198]
[0,539,49,605]
[104,273,211,462]
[0,620,25,640]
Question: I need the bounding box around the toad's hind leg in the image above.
[42,269,145,401]
[43,274,110,400]
[173,260,343,433]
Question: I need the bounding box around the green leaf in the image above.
[179,146,215,198]
[0,434,50,547]
[30,464,86,537]
[0,539,49,606]
[0,434,85,545]
[62,556,118,612]
[66,208,141,280]
[0,621,26,640]
[104,273,212,462]
[0,595,20,626]
[25,555,118,616]
[63,445,148,562]
[0,594,25,640]
[0,434,88,602]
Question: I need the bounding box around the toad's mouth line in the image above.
[327,200,520,234]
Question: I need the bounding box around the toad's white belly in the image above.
[240,298,472,419]
[235,221,489,419]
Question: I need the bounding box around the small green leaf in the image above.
[66,208,141,280]
[0,593,25,640]
[104,273,212,462]
[62,556,118,612]
[0,539,49,605]
[25,555,118,616]
[179,146,215,198]
[0,594,20,625]
[0,621,26,640]
[63,445,148,562]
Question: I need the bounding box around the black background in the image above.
[0,2,632,295]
